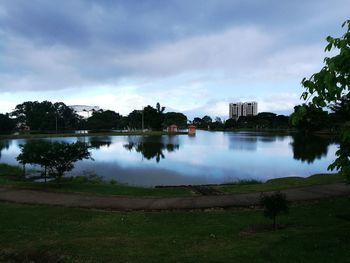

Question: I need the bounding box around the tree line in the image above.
[0,101,187,133]
[0,98,348,134]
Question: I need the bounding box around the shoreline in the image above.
[0,131,188,140]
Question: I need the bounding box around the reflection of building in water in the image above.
[124,136,180,162]
[229,102,258,120]
[227,134,258,151]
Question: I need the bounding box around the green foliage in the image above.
[163,112,187,128]
[17,141,91,182]
[11,101,82,131]
[300,20,350,178]
[290,104,329,131]
[224,118,237,129]
[236,113,290,129]
[260,191,289,229]
[86,110,124,130]
[143,103,165,130]
[0,114,16,133]
[328,127,350,176]
[127,110,142,130]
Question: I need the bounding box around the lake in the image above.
[0,131,338,187]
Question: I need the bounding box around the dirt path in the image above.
[0,183,349,211]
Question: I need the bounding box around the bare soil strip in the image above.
[0,183,349,211]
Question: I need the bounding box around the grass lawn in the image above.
[0,198,350,262]
[218,173,347,194]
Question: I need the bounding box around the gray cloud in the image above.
[0,0,348,114]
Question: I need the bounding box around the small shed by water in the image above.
[188,125,196,135]
[167,124,178,133]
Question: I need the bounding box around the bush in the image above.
[260,191,289,230]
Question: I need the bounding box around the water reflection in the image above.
[0,140,11,160]
[0,131,339,186]
[124,136,179,162]
[227,133,258,151]
[87,136,112,149]
[291,133,334,164]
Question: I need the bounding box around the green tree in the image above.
[0,113,16,133]
[224,118,237,129]
[11,101,81,131]
[290,104,329,132]
[143,103,166,130]
[46,141,91,183]
[163,112,187,128]
[17,141,91,183]
[127,110,142,130]
[87,110,123,130]
[299,20,350,177]
[260,191,289,230]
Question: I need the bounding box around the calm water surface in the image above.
[0,131,338,186]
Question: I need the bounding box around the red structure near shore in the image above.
[167,124,178,133]
[188,125,196,135]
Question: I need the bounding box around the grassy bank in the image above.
[0,164,193,197]
[218,173,347,194]
[0,131,187,139]
[0,163,347,197]
[0,198,350,262]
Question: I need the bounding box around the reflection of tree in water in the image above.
[228,134,258,151]
[87,136,112,149]
[291,134,334,164]
[124,136,179,162]
[0,140,11,160]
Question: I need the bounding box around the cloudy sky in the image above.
[0,0,348,119]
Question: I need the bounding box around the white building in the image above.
[229,101,258,120]
[229,102,243,120]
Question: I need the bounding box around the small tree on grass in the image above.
[260,191,289,230]
[17,140,51,178]
[17,141,91,184]
[46,141,91,183]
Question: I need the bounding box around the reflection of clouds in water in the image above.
[0,132,340,186]
[72,161,215,186]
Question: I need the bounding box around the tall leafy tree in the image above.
[298,20,350,178]
[290,104,329,132]
[0,113,16,133]
[11,101,81,131]
[17,141,91,183]
[163,112,187,128]
[86,110,123,130]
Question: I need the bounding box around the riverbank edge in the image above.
[0,162,346,197]
[0,131,188,139]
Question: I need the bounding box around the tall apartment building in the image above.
[229,101,258,120]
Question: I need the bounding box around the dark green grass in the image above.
[219,173,346,194]
[0,198,350,262]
